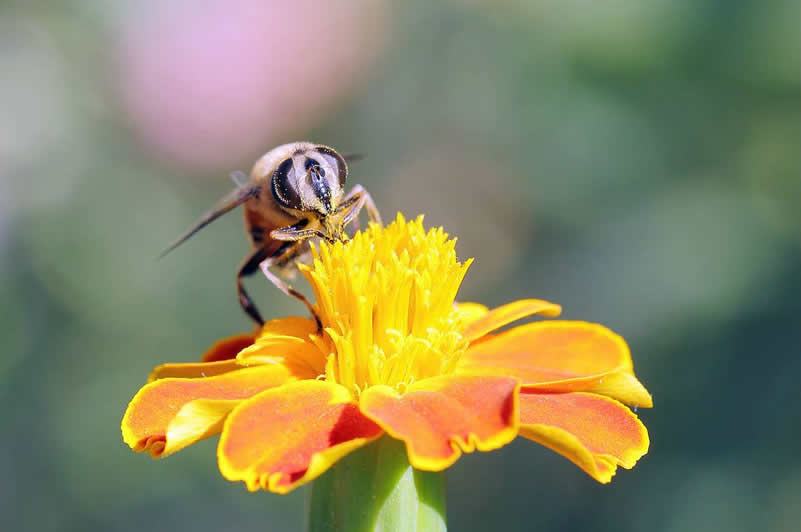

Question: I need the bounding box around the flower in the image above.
[122,214,651,494]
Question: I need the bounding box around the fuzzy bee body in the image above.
[162,142,380,326]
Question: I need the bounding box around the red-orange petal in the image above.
[122,364,293,458]
[359,376,519,471]
[518,391,649,483]
[463,299,562,342]
[201,333,257,362]
[217,380,382,494]
[457,321,652,407]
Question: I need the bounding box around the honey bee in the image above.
[161,142,381,326]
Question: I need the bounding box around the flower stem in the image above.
[307,436,447,532]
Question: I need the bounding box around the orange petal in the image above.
[217,380,382,494]
[236,317,326,379]
[518,391,649,483]
[359,376,519,471]
[122,364,293,458]
[457,321,652,407]
[201,333,257,362]
[148,359,242,381]
[463,299,562,342]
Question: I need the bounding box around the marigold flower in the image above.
[122,214,651,495]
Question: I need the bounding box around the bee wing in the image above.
[229,170,249,187]
[342,153,365,163]
[159,184,260,259]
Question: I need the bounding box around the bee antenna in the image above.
[158,184,259,259]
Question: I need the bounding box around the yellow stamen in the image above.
[300,214,472,397]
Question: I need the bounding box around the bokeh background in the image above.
[1,1,799,531]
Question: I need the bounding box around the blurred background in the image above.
[1,1,799,531]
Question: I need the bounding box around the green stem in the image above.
[307,436,447,532]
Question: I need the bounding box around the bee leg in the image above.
[345,184,382,224]
[259,247,322,329]
[237,247,270,325]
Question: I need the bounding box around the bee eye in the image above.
[315,147,347,187]
[271,158,301,209]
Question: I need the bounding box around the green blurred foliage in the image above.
[1,1,799,531]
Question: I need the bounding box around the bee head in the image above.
[271,145,348,217]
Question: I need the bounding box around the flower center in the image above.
[300,214,472,397]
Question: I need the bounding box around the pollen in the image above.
[300,214,473,397]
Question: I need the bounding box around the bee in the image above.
[160,142,381,326]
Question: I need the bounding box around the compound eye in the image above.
[315,146,347,187]
[271,158,301,210]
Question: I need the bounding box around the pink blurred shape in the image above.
[116,0,388,171]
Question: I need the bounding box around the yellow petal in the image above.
[236,317,326,379]
[163,399,240,457]
[148,359,242,382]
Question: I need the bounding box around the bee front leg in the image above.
[338,184,382,234]
[271,227,332,243]
[259,246,322,329]
[269,218,335,244]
